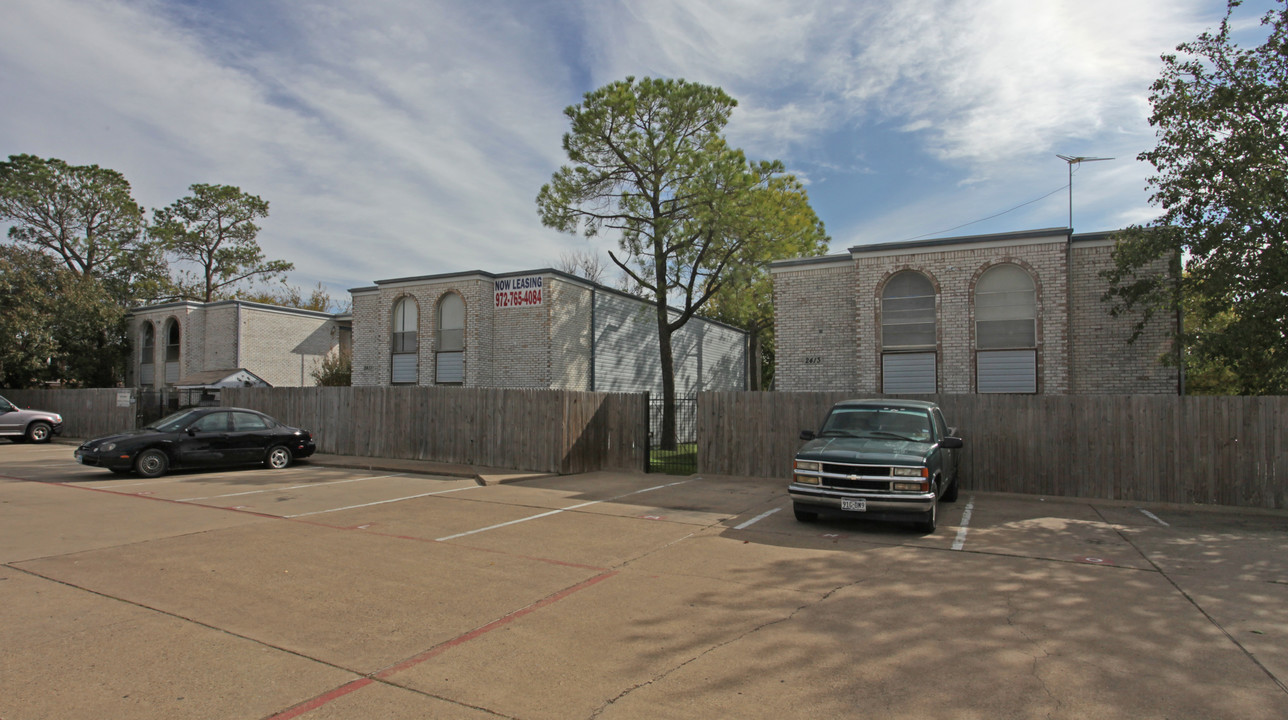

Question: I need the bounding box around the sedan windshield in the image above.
[820,407,932,442]
[148,409,205,433]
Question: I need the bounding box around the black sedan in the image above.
[75,407,316,478]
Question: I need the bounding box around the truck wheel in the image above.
[26,422,52,443]
[917,498,938,534]
[942,477,959,503]
[793,504,818,523]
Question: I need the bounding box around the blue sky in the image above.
[1,0,1278,303]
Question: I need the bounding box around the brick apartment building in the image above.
[350,268,748,394]
[126,269,748,396]
[127,300,351,390]
[771,228,1178,395]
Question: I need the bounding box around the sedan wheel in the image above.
[266,445,293,470]
[26,422,51,443]
[134,449,169,479]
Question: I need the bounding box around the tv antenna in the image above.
[1057,154,1113,230]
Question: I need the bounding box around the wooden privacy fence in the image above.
[2,388,136,440]
[222,386,648,475]
[697,392,1288,510]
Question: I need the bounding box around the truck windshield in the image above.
[820,407,932,442]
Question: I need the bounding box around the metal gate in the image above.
[135,388,221,428]
[647,396,697,474]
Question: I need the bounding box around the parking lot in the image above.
[2,441,1287,720]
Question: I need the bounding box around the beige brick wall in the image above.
[772,231,1177,395]
[1070,241,1177,394]
[773,257,857,391]
[352,271,745,394]
[352,274,549,388]
[238,306,336,387]
[128,301,341,388]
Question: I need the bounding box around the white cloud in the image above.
[0,0,1247,297]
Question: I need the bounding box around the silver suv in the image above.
[0,394,63,443]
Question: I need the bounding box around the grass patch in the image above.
[649,443,697,475]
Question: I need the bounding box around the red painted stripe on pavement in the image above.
[374,570,618,679]
[14,479,285,518]
[265,678,374,720]
[260,571,617,718]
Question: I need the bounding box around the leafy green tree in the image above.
[1178,287,1243,394]
[0,245,128,387]
[1105,0,1288,394]
[0,246,59,386]
[537,77,827,445]
[311,346,352,386]
[0,154,147,277]
[701,176,829,389]
[152,184,293,302]
[0,155,165,386]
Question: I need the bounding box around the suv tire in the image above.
[26,422,52,444]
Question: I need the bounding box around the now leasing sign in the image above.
[494,275,544,309]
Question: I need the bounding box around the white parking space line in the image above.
[1139,508,1170,526]
[951,496,975,551]
[285,485,481,518]
[734,507,781,530]
[436,479,690,542]
[177,474,407,501]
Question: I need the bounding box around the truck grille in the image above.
[817,464,892,491]
[821,464,890,477]
[822,477,891,491]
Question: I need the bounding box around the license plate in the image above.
[841,498,866,512]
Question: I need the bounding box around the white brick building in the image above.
[772,228,1178,395]
[127,300,351,389]
[350,269,748,394]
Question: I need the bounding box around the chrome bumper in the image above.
[788,483,935,514]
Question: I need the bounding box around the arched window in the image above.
[163,319,181,385]
[391,297,418,384]
[975,264,1037,393]
[140,323,156,386]
[436,293,465,384]
[881,271,937,393]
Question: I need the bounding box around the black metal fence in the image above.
[647,396,698,474]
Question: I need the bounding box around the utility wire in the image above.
[897,181,1070,243]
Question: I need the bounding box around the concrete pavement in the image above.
[2,440,1286,719]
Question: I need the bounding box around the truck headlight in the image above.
[892,467,927,477]
[893,481,930,492]
[794,460,821,472]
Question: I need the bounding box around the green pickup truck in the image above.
[789,399,963,533]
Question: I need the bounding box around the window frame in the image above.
[390,296,419,384]
[435,292,466,385]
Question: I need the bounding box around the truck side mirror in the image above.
[940,437,963,449]
[800,430,816,441]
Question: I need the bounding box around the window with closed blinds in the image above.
[975,264,1037,393]
[140,323,155,385]
[391,297,418,384]
[436,293,465,384]
[881,271,937,393]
